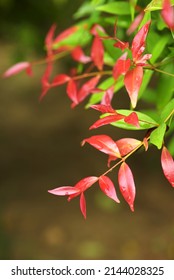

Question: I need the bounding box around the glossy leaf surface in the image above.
[118,162,136,211]
[99,176,120,203]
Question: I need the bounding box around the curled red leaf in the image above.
[77,75,100,104]
[99,175,120,203]
[80,192,86,219]
[3,62,32,78]
[66,79,78,107]
[161,146,174,187]
[124,112,140,128]
[53,26,78,44]
[118,162,136,211]
[89,114,124,130]
[127,12,145,35]
[51,74,70,87]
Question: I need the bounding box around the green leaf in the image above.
[156,63,174,109]
[168,136,174,156]
[96,2,131,15]
[74,0,105,19]
[150,35,169,64]
[129,0,138,20]
[150,123,166,149]
[145,0,174,12]
[110,110,158,130]
[159,98,174,124]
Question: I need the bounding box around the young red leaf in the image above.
[113,53,131,80]
[91,36,104,71]
[3,62,32,78]
[77,75,100,103]
[127,12,145,35]
[113,40,129,51]
[75,176,98,192]
[90,24,106,36]
[161,146,174,187]
[99,175,120,203]
[101,87,114,106]
[161,0,174,30]
[45,24,56,46]
[131,21,151,61]
[124,112,140,128]
[124,66,143,108]
[71,46,91,64]
[48,186,78,196]
[89,114,124,130]
[53,26,78,44]
[116,138,141,156]
[118,162,136,211]
[80,192,86,219]
[39,62,52,101]
[66,79,78,107]
[51,74,70,87]
[90,104,115,114]
[82,134,121,158]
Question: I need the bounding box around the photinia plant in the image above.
[2,0,174,218]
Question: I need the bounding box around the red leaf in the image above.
[51,74,70,87]
[99,176,120,203]
[127,12,145,35]
[82,134,121,158]
[71,46,91,64]
[45,24,56,50]
[80,192,86,219]
[3,62,32,78]
[90,104,115,114]
[48,186,78,196]
[75,176,98,192]
[53,26,78,44]
[116,138,141,156]
[91,36,104,70]
[124,66,143,108]
[66,79,78,107]
[39,62,53,101]
[118,162,136,211]
[113,53,131,80]
[113,40,129,51]
[161,146,174,187]
[161,0,174,30]
[90,24,106,36]
[78,75,100,103]
[101,87,114,106]
[124,112,140,128]
[131,21,151,61]
[89,114,124,130]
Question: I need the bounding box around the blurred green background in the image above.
[1,0,174,260]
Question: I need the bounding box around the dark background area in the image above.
[0,0,174,259]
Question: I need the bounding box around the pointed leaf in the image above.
[127,12,145,35]
[99,176,120,203]
[89,114,124,130]
[91,36,104,70]
[150,123,167,149]
[118,162,136,211]
[80,192,87,219]
[48,186,78,196]
[75,176,98,192]
[66,79,78,107]
[45,24,56,49]
[3,62,32,78]
[96,2,131,15]
[131,21,151,61]
[161,0,174,30]
[78,76,100,103]
[90,104,115,114]
[52,74,70,87]
[113,53,131,80]
[116,138,141,156]
[161,146,174,187]
[124,66,143,108]
[71,46,91,64]
[82,134,121,157]
[124,112,140,128]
